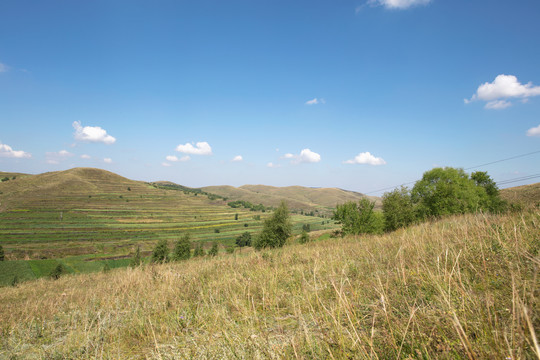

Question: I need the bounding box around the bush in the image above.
[193,243,205,257]
[214,229,220,234]
[0,245,4,261]
[299,230,310,244]
[333,199,381,235]
[151,239,169,263]
[208,243,219,257]
[49,263,65,280]
[172,234,191,261]
[130,246,142,267]
[302,224,311,232]
[235,232,252,247]
[382,186,416,232]
[254,201,292,249]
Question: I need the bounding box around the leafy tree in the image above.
[333,199,380,235]
[299,230,310,244]
[49,263,65,280]
[235,232,252,247]
[193,243,205,257]
[0,245,4,261]
[254,201,292,249]
[382,186,416,232]
[471,171,507,212]
[235,213,239,220]
[208,243,219,256]
[151,239,169,263]
[130,246,142,267]
[412,167,487,219]
[173,234,191,261]
[302,224,311,232]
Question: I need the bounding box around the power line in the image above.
[496,173,540,186]
[364,149,540,195]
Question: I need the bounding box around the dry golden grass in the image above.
[1,210,538,359]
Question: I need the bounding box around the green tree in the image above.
[151,239,169,263]
[254,201,292,249]
[49,263,65,280]
[208,243,219,256]
[193,243,205,257]
[0,245,5,261]
[235,232,252,247]
[471,171,507,212]
[130,246,142,267]
[382,186,416,232]
[235,213,239,220]
[412,167,487,219]
[299,230,310,244]
[173,234,191,261]
[333,199,380,235]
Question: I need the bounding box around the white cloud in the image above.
[0,63,8,73]
[46,150,73,164]
[0,142,31,158]
[166,155,190,162]
[73,121,116,144]
[162,162,172,167]
[370,0,431,9]
[526,124,540,137]
[344,152,386,165]
[232,155,243,162]
[104,158,112,164]
[267,162,281,168]
[466,74,540,110]
[284,149,321,164]
[305,98,325,105]
[175,141,212,155]
[80,154,91,159]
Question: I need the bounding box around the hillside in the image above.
[0,210,537,358]
[202,184,381,213]
[500,182,540,208]
[0,168,336,263]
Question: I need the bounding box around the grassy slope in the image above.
[202,184,381,213]
[501,182,540,208]
[0,210,538,359]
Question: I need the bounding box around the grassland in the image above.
[0,168,337,285]
[201,184,381,214]
[0,209,538,359]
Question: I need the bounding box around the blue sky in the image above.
[1,0,540,194]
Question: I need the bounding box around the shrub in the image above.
[130,246,142,267]
[302,224,311,232]
[214,229,220,234]
[254,201,292,249]
[151,239,169,263]
[49,263,65,280]
[299,230,310,244]
[235,213,238,220]
[333,199,381,235]
[0,245,4,261]
[235,232,252,247]
[382,186,416,232]
[173,234,191,261]
[208,243,219,257]
[193,243,205,257]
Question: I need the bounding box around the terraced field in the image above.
[0,168,337,285]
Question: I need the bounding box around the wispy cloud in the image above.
[369,0,431,10]
[104,158,113,164]
[46,150,73,164]
[73,121,116,144]
[0,62,8,73]
[232,155,243,162]
[305,98,325,105]
[175,141,212,155]
[0,142,31,158]
[526,124,540,137]
[80,154,91,159]
[166,155,190,162]
[344,152,386,165]
[466,74,540,110]
[267,162,281,168]
[162,162,172,167]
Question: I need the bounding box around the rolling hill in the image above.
[201,184,381,213]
